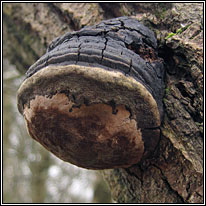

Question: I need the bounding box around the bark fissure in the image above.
[48,3,78,31]
[152,164,185,203]
[125,167,143,187]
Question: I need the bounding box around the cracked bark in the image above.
[3,2,203,203]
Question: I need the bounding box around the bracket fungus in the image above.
[17,17,165,169]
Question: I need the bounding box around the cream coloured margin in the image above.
[17,64,160,126]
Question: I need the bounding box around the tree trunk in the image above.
[3,2,203,203]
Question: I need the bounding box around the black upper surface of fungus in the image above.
[25,16,164,114]
[17,16,165,169]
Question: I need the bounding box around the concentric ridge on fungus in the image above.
[17,16,165,169]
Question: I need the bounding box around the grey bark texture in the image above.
[3,3,203,203]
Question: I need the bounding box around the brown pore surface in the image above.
[24,93,144,169]
[17,64,161,169]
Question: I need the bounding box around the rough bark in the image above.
[3,2,203,203]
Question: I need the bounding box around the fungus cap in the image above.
[17,64,161,169]
[17,17,164,169]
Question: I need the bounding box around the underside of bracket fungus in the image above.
[17,16,165,169]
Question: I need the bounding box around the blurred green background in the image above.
[3,59,112,203]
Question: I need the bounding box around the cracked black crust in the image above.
[25,16,165,118]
